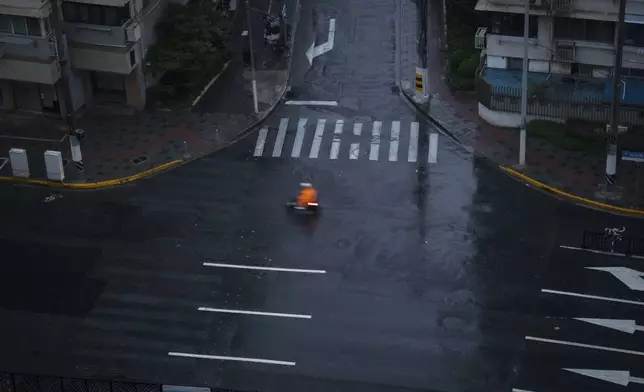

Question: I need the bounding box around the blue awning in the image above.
[603,77,644,106]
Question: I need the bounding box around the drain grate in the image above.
[131,155,148,165]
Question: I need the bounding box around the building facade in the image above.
[474,0,644,127]
[0,0,171,117]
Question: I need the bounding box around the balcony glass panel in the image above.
[62,1,130,27]
[554,17,615,44]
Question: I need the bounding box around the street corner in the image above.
[499,165,644,217]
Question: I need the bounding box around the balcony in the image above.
[475,27,487,50]
[485,34,551,61]
[64,21,141,48]
[0,0,52,18]
[549,0,572,13]
[0,32,61,84]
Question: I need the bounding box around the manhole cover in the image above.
[131,155,148,165]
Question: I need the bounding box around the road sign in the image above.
[564,369,644,386]
[586,266,644,291]
[622,150,644,162]
[575,318,644,334]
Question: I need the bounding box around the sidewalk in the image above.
[398,0,644,210]
[0,0,293,186]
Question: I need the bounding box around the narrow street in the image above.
[0,0,642,391]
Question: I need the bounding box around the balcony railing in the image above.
[549,0,572,13]
[64,21,140,47]
[0,33,56,61]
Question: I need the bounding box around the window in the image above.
[507,57,523,70]
[554,17,615,43]
[0,15,42,36]
[488,12,537,38]
[129,49,136,66]
[626,23,644,47]
[62,2,130,26]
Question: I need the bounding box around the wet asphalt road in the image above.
[1,0,644,391]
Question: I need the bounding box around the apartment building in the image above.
[0,0,169,117]
[473,0,644,127]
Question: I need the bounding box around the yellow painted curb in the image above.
[0,159,183,189]
[499,165,644,216]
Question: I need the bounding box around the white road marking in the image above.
[389,121,400,161]
[330,120,343,160]
[512,389,536,392]
[525,336,644,356]
[291,118,308,158]
[542,288,644,306]
[350,122,362,160]
[587,266,644,291]
[560,245,626,257]
[198,307,311,319]
[575,318,644,334]
[408,122,419,162]
[168,352,295,366]
[369,121,381,161]
[428,133,438,163]
[564,369,644,386]
[253,127,269,157]
[272,118,289,157]
[284,100,338,106]
[0,157,8,172]
[203,262,326,274]
[309,119,326,158]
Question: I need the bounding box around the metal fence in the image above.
[476,76,644,126]
[0,374,243,392]
[581,230,644,256]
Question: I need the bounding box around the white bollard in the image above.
[9,148,29,178]
[44,150,65,181]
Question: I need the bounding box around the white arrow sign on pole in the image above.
[575,318,644,334]
[586,266,644,291]
[306,18,336,64]
[564,368,644,386]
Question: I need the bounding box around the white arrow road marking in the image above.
[526,336,644,356]
[564,369,644,386]
[575,318,644,334]
[587,266,644,291]
[306,18,336,64]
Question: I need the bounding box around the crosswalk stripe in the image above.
[272,118,289,157]
[389,121,400,161]
[291,118,307,158]
[254,127,269,157]
[408,122,418,162]
[309,119,326,158]
[350,122,362,160]
[330,119,343,160]
[369,121,381,161]
[428,133,438,163]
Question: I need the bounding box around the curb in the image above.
[499,166,644,217]
[0,160,183,190]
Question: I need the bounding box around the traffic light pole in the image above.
[606,0,627,189]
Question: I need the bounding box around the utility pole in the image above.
[245,0,259,114]
[519,0,529,166]
[606,0,627,189]
[51,0,84,171]
[414,0,428,103]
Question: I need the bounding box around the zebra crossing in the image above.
[253,117,439,163]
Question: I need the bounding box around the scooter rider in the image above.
[296,182,317,209]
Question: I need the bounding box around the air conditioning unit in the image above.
[126,24,141,42]
[475,27,487,50]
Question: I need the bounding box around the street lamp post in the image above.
[246,0,259,114]
[519,0,529,166]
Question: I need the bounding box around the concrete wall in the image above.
[0,0,52,18]
[69,45,135,74]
